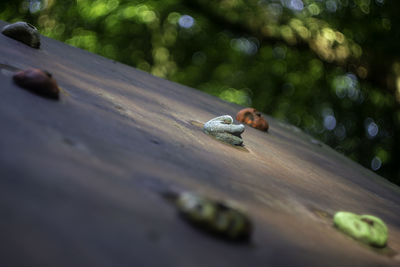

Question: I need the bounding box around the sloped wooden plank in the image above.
[0,20,399,267]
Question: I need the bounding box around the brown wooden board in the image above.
[0,20,399,267]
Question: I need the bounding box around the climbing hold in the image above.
[2,21,40,48]
[333,211,388,247]
[176,192,252,241]
[13,68,60,100]
[203,115,245,146]
[236,108,269,132]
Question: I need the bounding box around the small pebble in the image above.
[2,21,40,48]
[236,108,269,132]
[310,138,322,147]
[13,68,60,100]
[333,211,388,247]
[203,115,245,146]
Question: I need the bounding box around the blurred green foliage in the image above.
[1,0,399,185]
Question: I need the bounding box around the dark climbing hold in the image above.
[13,68,60,100]
[2,22,40,48]
[175,192,252,242]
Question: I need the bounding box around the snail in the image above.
[203,115,245,146]
[2,21,41,48]
[13,68,60,100]
[333,211,388,247]
[172,192,252,242]
[236,108,269,132]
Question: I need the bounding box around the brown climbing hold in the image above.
[13,68,60,100]
[236,108,269,132]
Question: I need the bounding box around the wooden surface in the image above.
[0,20,399,267]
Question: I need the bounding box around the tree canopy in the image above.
[1,0,399,185]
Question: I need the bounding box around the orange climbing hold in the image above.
[236,108,269,132]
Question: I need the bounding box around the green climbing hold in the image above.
[176,192,252,241]
[333,211,388,247]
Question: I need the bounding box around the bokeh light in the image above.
[178,15,194,29]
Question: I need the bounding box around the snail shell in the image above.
[176,192,252,241]
[2,22,40,48]
[203,115,245,146]
[13,68,60,100]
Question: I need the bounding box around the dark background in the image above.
[1,0,399,185]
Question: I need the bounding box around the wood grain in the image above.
[0,20,399,267]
